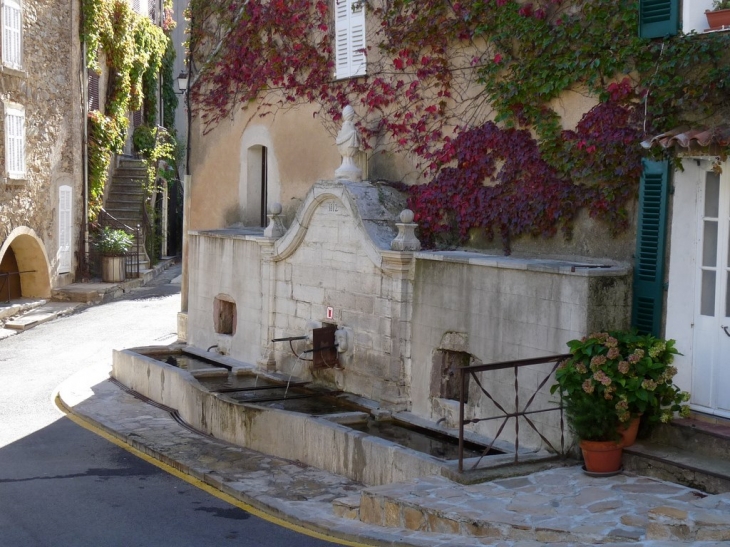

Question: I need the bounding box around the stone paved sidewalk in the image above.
[57,364,730,547]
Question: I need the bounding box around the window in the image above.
[4,104,25,179]
[639,0,678,39]
[58,186,73,273]
[334,0,366,79]
[88,72,100,111]
[2,0,21,69]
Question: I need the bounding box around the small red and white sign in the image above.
[326,306,334,320]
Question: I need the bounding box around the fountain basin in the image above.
[112,346,541,486]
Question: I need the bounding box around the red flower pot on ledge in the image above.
[706,9,730,31]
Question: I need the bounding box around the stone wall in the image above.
[184,179,633,453]
[410,254,631,451]
[0,0,83,287]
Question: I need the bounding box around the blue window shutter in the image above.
[632,159,670,336]
[639,0,679,39]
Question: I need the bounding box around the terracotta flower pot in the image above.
[579,439,623,473]
[617,415,641,447]
[706,9,730,30]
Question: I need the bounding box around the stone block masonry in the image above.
[185,180,631,450]
[0,0,84,287]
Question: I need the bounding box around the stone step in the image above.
[109,181,144,189]
[623,417,730,494]
[105,202,142,212]
[109,183,145,191]
[649,418,730,459]
[113,168,145,176]
[3,302,81,330]
[117,160,146,170]
[333,468,729,543]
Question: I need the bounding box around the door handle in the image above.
[723,325,730,338]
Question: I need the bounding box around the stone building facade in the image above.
[0,0,84,301]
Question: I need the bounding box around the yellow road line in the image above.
[55,396,373,547]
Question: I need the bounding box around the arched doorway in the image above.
[0,227,52,301]
[0,246,21,301]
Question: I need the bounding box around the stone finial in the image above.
[390,209,421,251]
[263,202,285,238]
[334,105,363,182]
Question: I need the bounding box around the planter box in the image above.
[102,256,126,282]
[706,9,730,30]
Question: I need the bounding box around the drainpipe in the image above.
[180,50,192,313]
[82,42,90,271]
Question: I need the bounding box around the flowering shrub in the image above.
[550,330,690,442]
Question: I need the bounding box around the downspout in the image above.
[180,48,192,313]
[82,42,90,270]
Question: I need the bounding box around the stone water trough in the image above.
[112,345,547,486]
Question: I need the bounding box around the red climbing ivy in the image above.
[187,0,730,252]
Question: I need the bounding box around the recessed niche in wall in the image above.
[431,350,472,403]
[214,295,237,335]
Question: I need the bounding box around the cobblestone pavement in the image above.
[57,364,730,547]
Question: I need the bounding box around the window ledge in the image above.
[0,65,26,78]
[5,175,27,186]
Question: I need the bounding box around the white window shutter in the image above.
[334,0,366,79]
[2,0,21,69]
[5,106,25,178]
[59,185,73,273]
[349,1,366,77]
[334,0,350,79]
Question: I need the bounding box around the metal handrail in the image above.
[0,270,36,303]
[457,352,572,472]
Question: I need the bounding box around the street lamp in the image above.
[176,70,189,94]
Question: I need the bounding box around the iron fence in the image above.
[458,352,572,472]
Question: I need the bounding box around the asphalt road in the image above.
[0,265,338,546]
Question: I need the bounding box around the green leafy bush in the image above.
[95,227,134,256]
[551,330,690,442]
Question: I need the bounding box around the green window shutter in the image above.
[639,0,679,39]
[632,159,670,336]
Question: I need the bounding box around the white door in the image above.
[58,185,72,273]
[692,165,730,417]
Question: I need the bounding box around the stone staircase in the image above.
[624,415,730,494]
[104,157,150,272]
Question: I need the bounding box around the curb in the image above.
[54,388,407,547]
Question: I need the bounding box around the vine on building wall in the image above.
[82,0,170,219]
[188,0,730,251]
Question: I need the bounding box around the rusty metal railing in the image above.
[458,353,572,472]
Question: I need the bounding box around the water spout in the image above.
[207,345,218,352]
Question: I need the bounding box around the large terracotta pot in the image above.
[706,9,730,30]
[580,440,623,473]
[617,415,641,447]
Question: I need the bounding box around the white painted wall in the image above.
[684,0,715,34]
[665,158,701,396]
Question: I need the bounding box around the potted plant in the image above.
[551,330,690,474]
[706,0,730,31]
[96,226,134,282]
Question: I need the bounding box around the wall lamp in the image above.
[176,70,189,94]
